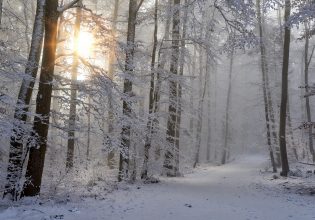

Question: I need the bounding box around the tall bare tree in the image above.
[153,0,172,160]
[22,0,83,196]
[163,0,181,177]
[256,0,277,172]
[193,57,207,168]
[304,22,315,162]
[21,0,59,197]
[3,0,45,200]
[278,0,291,176]
[118,0,145,182]
[107,0,120,169]
[221,48,234,165]
[141,0,159,180]
[0,0,3,25]
[66,0,83,170]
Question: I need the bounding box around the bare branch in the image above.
[307,45,315,67]
[57,0,81,14]
[136,0,145,13]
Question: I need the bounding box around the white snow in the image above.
[1,155,314,220]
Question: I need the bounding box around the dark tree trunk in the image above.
[21,0,59,197]
[118,0,139,182]
[0,0,3,25]
[141,0,159,180]
[66,2,82,170]
[86,95,91,165]
[277,4,296,164]
[163,0,181,177]
[3,0,45,200]
[279,0,291,176]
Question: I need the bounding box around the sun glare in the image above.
[69,30,95,81]
[76,31,94,58]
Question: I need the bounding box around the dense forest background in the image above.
[0,0,315,201]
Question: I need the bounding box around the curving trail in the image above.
[1,155,314,220]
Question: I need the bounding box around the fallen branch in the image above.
[298,161,315,166]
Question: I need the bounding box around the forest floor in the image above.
[0,154,315,220]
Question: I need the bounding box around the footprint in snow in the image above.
[184,204,192,208]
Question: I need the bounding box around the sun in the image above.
[72,30,95,81]
[76,31,94,58]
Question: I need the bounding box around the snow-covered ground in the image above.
[1,155,314,220]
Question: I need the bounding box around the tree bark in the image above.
[256,0,277,172]
[86,95,91,165]
[287,96,298,160]
[193,54,207,168]
[277,4,296,163]
[3,0,45,200]
[189,47,196,143]
[66,1,82,170]
[118,0,140,182]
[163,0,181,177]
[107,0,120,169]
[22,1,31,52]
[304,22,315,162]
[221,49,234,165]
[21,0,59,197]
[174,0,189,175]
[278,0,291,176]
[206,57,211,162]
[153,0,172,160]
[141,0,159,180]
[0,0,3,26]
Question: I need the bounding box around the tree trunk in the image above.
[163,0,180,177]
[22,1,31,52]
[118,0,139,182]
[278,0,291,176]
[189,47,196,142]
[153,0,172,160]
[66,1,82,170]
[0,0,3,26]
[107,0,120,169]
[287,96,298,160]
[174,0,189,175]
[21,0,59,197]
[256,0,277,172]
[86,95,91,166]
[266,71,280,167]
[304,22,315,162]
[193,56,207,168]
[277,4,296,163]
[221,49,234,165]
[141,0,159,180]
[3,0,45,200]
[206,58,211,162]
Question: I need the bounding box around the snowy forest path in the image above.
[0,155,314,220]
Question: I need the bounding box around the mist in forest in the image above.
[0,0,315,219]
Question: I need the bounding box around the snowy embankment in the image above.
[0,155,314,220]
